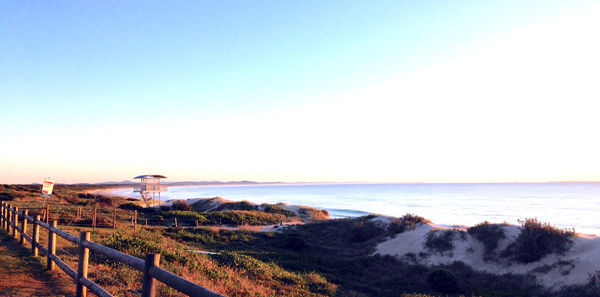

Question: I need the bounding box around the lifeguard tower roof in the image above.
[134,174,167,179]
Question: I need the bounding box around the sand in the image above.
[374,219,600,290]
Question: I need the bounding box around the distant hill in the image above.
[89,180,282,186]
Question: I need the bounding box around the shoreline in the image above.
[91,186,599,237]
[86,185,600,289]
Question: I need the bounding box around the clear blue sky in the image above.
[1,1,599,183]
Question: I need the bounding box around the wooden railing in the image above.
[0,202,225,297]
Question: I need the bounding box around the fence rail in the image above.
[0,202,225,297]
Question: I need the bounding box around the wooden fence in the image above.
[33,204,195,230]
[0,202,225,297]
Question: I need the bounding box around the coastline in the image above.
[92,183,600,236]
[89,185,600,289]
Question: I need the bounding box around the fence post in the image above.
[93,206,97,230]
[0,203,4,229]
[6,204,12,234]
[174,217,178,228]
[2,203,6,230]
[0,203,4,228]
[47,220,57,271]
[20,210,28,245]
[13,206,19,238]
[141,253,160,297]
[113,207,117,229]
[32,215,40,256]
[76,231,90,297]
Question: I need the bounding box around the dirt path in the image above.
[0,232,75,297]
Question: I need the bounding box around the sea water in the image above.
[112,183,600,235]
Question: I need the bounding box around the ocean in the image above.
[112,182,600,235]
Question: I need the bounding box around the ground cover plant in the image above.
[389,214,432,234]
[501,218,575,263]
[468,221,505,260]
[425,230,457,254]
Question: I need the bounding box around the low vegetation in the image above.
[425,230,457,254]
[501,218,575,263]
[189,197,329,222]
[202,210,285,226]
[468,221,506,260]
[428,268,459,294]
[389,214,432,234]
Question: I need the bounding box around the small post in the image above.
[141,253,160,297]
[3,203,7,227]
[145,218,148,227]
[20,210,28,245]
[3,203,7,230]
[93,206,97,230]
[76,232,90,297]
[1,203,5,230]
[4,204,12,230]
[45,204,50,224]
[134,210,137,231]
[174,217,178,228]
[32,215,40,256]
[196,219,199,228]
[2,203,6,227]
[112,207,117,229]
[0,203,4,228]
[6,204,12,234]
[47,220,57,271]
[13,206,19,238]
[4,204,8,232]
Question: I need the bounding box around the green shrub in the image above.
[350,220,385,242]
[389,214,431,234]
[161,210,207,224]
[95,195,116,207]
[119,202,145,212]
[298,207,330,221]
[150,215,164,224]
[203,210,285,226]
[263,204,295,217]
[502,218,575,263]
[215,200,257,211]
[103,232,186,263]
[171,200,193,211]
[555,270,600,297]
[428,268,459,294]
[425,230,455,253]
[468,221,505,259]
[283,232,307,250]
[0,192,14,201]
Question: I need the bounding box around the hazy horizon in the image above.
[4,179,600,186]
[2,1,599,184]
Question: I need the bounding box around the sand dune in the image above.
[373,218,600,289]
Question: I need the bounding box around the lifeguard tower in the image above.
[133,175,167,207]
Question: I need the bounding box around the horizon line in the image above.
[4,180,600,186]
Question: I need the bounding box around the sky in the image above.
[1,1,600,184]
